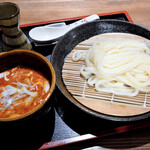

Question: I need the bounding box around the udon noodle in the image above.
[72,38,150,96]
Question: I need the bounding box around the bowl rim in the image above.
[52,19,150,122]
[0,2,20,20]
[0,49,56,121]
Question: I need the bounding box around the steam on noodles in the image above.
[72,38,150,96]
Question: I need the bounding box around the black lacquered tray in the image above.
[0,11,134,150]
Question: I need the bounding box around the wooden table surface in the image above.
[1,0,150,30]
[1,0,150,149]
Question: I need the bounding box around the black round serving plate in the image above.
[51,20,150,126]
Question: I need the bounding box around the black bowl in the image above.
[0,49,56,149]
[51,20,150,122]
[0,49,55,123]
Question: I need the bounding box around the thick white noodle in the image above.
[82,80,87,99]
[72,37,150,96]
[111,93,114,104]
[143,93,147,108]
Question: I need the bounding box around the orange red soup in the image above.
[0,66,50,118]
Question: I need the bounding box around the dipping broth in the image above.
[0,66,50,118]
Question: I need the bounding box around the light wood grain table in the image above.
[1,0,150,30]
[1,0,150,149]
